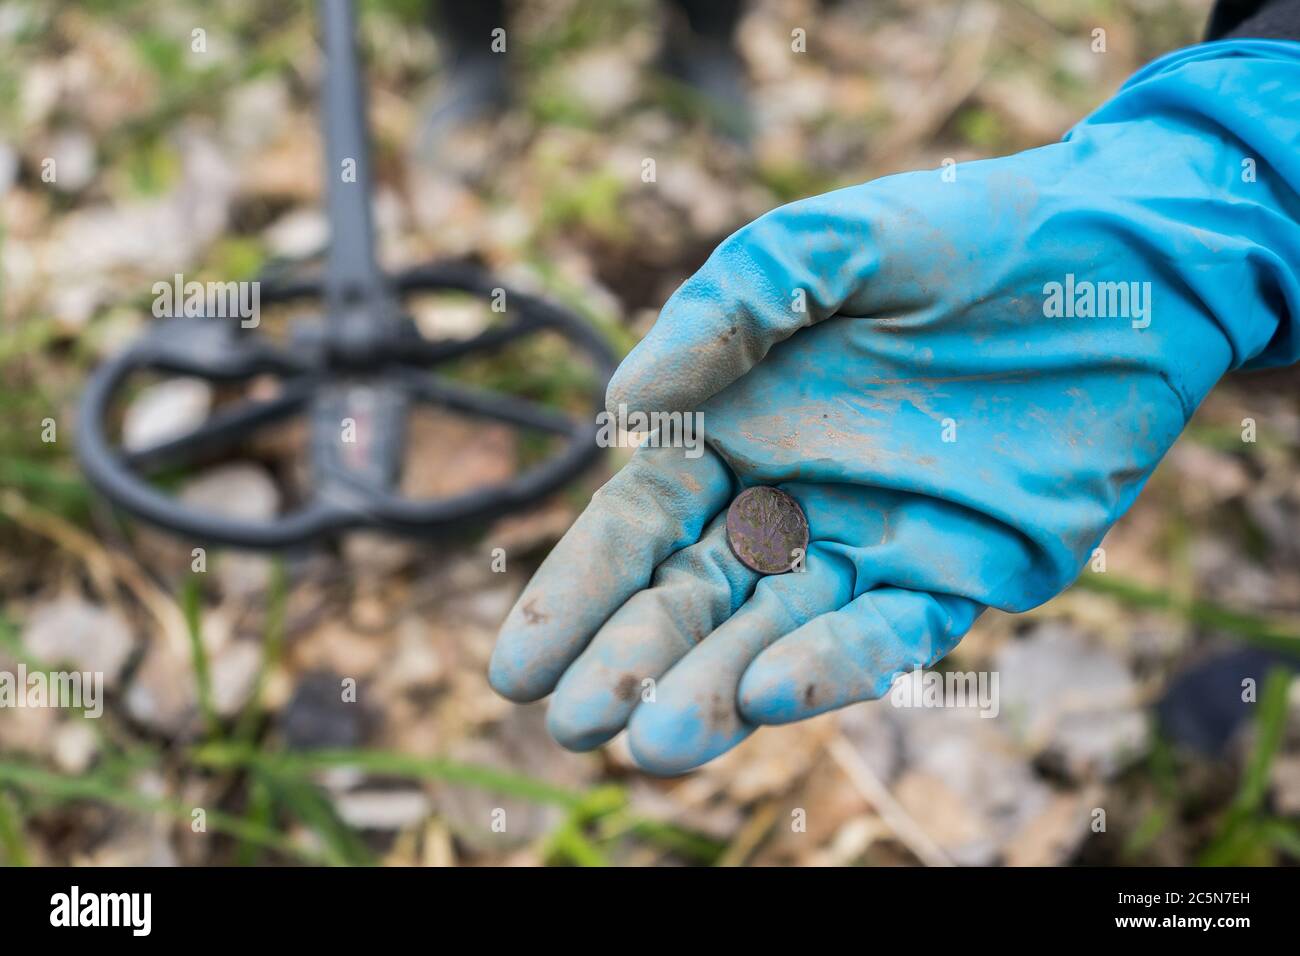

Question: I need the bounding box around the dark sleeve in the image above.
[1206,0,1300,40]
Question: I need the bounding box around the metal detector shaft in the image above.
[76,0,616,549]
[320,0,384,309]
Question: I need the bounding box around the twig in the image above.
[870,1,1000,170]
[0,489,189,655]
[421,818,456,868]
[827,733,955,867]
[715,800,780,867]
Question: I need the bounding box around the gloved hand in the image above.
[490,40,1300,774]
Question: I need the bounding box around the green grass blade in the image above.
[1074,574,1300,655]
[0,459,91,516]
[191,743,587,809]
[544,819,610,867]
[181,573,219,738]
[1264,819,1300,860]
[0,789,30,866]
[1233,667,1292,817]
[0,760,328,864]
[258,770,373,867]
[233,558,286,745]
[601,813,727,865]
[235,773,275,867]
[191,743,724,861]
[1198,666,1293,865]
[1121,804,1171,861]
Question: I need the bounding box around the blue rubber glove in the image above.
[490,40,1300,774]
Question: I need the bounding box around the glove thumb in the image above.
[605,190,886,415]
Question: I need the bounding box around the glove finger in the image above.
[605,191,885,416]
[625,542,853,775]
[545,514,757,751]
[737,586,983,725]
[489,444,733,702]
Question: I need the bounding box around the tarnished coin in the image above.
[726,486,809,575]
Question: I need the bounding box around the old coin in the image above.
[726,485,809,575]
